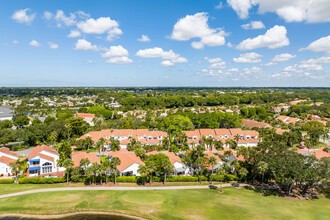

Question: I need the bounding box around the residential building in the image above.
[108,151,145,176]
[0,147,18,176]
[76,113,95,126]
[27,145,65,177]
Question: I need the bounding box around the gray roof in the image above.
[0,106,13,118]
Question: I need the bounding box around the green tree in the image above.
[110,157,121,185]
[208,156,217,184]
[217,165,226,192]
[137,164,149,185]
[57,141,72,166]
[146,161,156,184]
[162,159,173,185]
[63,158,74,186]
[14,115,29,128]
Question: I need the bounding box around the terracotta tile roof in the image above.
[71,152,99,167]
[275,128,290,135]
[0,156,16,166]
[229,128,259,137]
[183,130,201,138]
[242,119,271,129]
[297,147,330,159]
[108,151,144,172]
[76,113,95,119]
[28,145,59,160]
[146,151,183,165]
[203,151,221,168]
[199,129,216,137]
[0,147,18,157]
[214,129,233,138]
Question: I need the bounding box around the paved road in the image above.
[0,184,246,199]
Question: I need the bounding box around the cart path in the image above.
[0,183,251,199]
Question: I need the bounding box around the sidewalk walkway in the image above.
[0,183,248,199]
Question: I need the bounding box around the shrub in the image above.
[210,174,237,182]
[18,177,66,184]
[0,179,14,184]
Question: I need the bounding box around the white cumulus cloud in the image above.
[241,21,265,29]
[138,35,151,42]
[170,12,227,49]
[48,42,58,49]
[236,25,289,50]
[74,39,98,51]
[12,8,35,24]
[105,56,133,64]
[77,17,122,41]
[68,30,81,38]
[233,52,262,63]
[102,45,129,58]
[136,47,187,66]
[227,0,253,19]
[30,40,41,47]
[300,35,330,53]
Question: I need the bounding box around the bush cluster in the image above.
[18,177,65,184]
[0,179,14,184]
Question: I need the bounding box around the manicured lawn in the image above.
[0,183,85,195]
[0,187,329,220]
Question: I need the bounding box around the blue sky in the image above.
[1,0,330,87]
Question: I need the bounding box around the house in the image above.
[271,106,282,114]
[0,106,13,121]
[242,119,272,129]
[77,129,167,149]
[108,151,144,176]
[229,128,259,147]
[27,145,65,177]
[76,113,95,126]
[0,147,18,176]
[277,116,301,124]
[146,151,190,175]
[297,147,330,159]
[203,151,225,171]
[71,152,99,167]
[183,130,201,146]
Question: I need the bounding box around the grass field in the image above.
[0,187,329,220]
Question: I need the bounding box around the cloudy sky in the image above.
[1,0,330,87]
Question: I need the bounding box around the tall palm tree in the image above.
[208,156,217,184]
[10,158,27,181]
[162,159,173,185]
[217,165,226,192]
[238,167,248,183]
[102,159,111,184]
[96,138,106,163]
[195,156,206,184]
[110,137,120,152]
[146,161,156,184]
[97,164,104,185]
[137,165,149,185]
[214,140,224,151]
[234,134,241,148]
[257,161,269,193]
[162,136,170,150]
[80,158,90,184]
[85,166,93,185]
[91,162,99,184]
[63,158,74,186]
[206,137,214,151]
[84,136,93,152]
[110,157,121,185]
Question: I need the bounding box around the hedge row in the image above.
[18,174,237,184]
[18,177,66,184]
[0,179,14,184]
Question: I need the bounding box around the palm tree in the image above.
[97,164,104,185]
[84,136,94,152]
[217,165,226,192]
[230,160,240,180]
[257,161,269,193]
[91,162,99,184]
[214,140,224,151]
[206,137,214,151]
[208,156,217,184]
[85,166,93,185]
[195,156,206,184]
[110,137,120,152]
[63,158,74,186]
[137,165,149,185]
[146,161,156,184]
[162,136,170,150]
[200,136,207,149]
[96,138,106,163]
[80,158,90,184]
[162,159,173,185]
[234,134,241,148]
[102,159,111,184]
[10,158,27,181]
[111,157,121,185]
[238,167,248,184]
